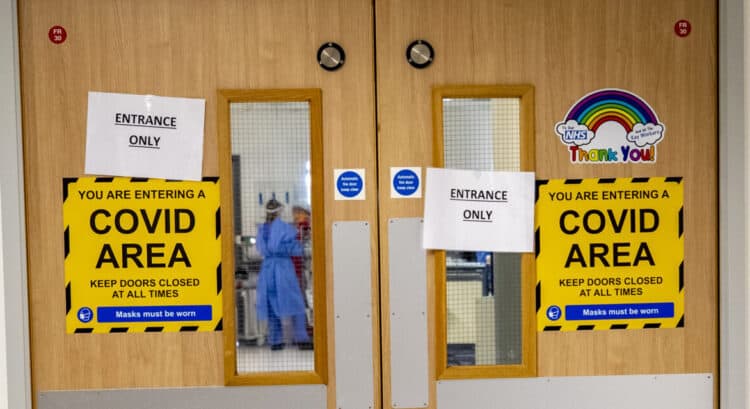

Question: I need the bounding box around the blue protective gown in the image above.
[255,218,310,345]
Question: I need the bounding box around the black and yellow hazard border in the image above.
[63,177,223,333]
[535,177,684,331]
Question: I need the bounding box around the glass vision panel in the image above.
[230,102,315,373]
[443,98,523,366]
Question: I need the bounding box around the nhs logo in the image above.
[563,129,588,142]
[556,120,595,146]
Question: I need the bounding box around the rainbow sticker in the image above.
[555,89,665,164]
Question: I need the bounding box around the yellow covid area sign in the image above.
[536,177,684,331]
[63,177,222,333]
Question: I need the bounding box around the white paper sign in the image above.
[422,168,535,252]
[85,92,206,181]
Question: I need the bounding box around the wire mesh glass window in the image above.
[442,97,524,366]
[230,101,316,373]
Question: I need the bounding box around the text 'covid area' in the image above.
[89,208,196,269]
[559,208,659,268]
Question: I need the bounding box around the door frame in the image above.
[217,89,328,386]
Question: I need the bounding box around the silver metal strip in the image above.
[38,385,326,409]
[388,218,428,408]
[333,221,374,409]
[437,374,713,409]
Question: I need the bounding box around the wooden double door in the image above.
[19,0,716,408]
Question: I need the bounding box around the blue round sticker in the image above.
[77,307,94,323]
[336,171,363,198]
[393,169,420,196]
[546,305,562,321]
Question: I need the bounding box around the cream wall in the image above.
[719,0,749,408]
[0,192,6,408]
[1,0,30,408]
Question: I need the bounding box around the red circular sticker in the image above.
[674,20,691,37]
[48,25,67,44]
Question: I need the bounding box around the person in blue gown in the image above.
[255,199,312,350]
